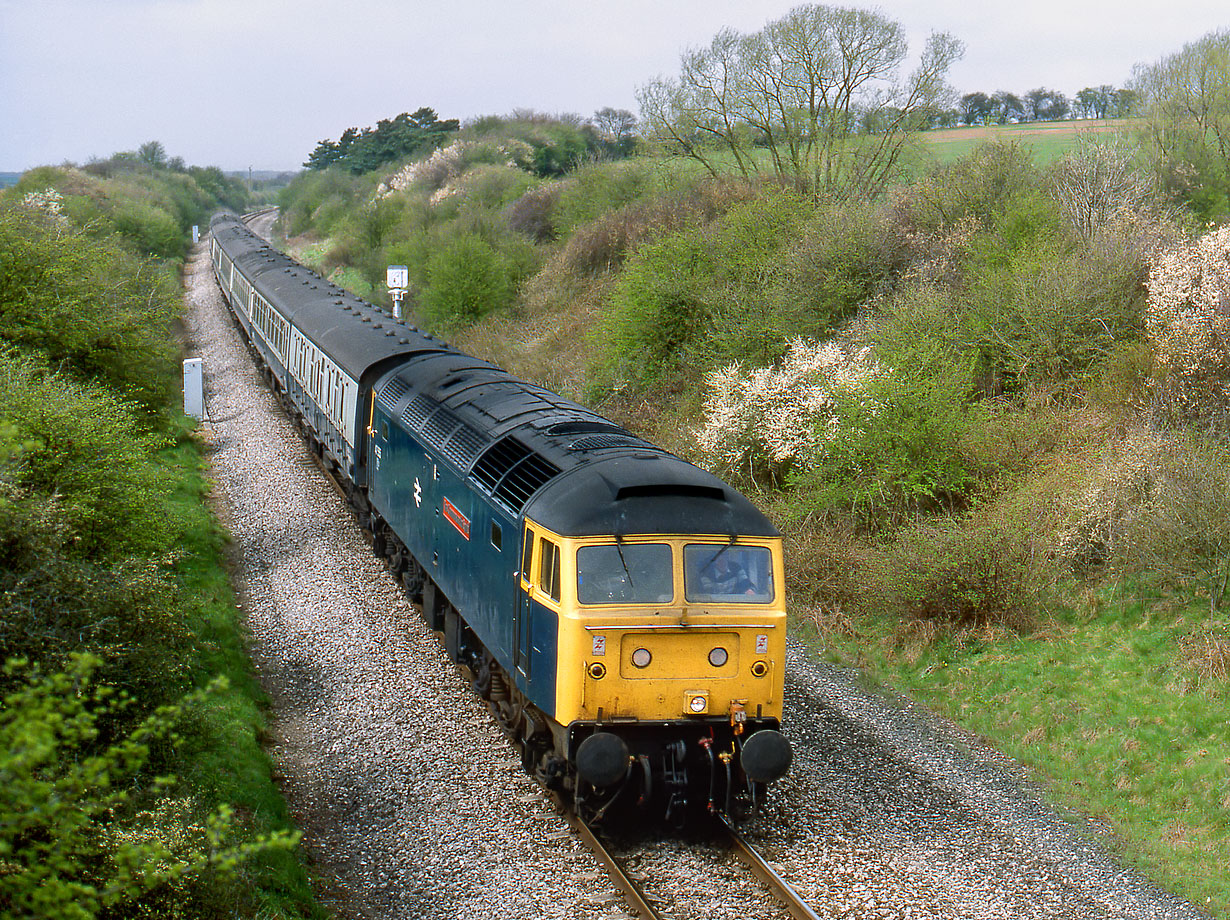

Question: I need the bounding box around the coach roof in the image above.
[211,214,452,381]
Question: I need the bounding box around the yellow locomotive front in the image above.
[521,519,791,823]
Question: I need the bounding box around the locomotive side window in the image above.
[521,527,535,586]
[538,537,561,602]
[491,522,502,551]
[684,544,774,604]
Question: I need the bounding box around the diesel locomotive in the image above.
[209,213,792,824]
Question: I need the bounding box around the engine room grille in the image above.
[472,436,561,512]
[401,394,434,429]
[379,377,409,412]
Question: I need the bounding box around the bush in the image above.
[0,203,180,409]
[788,350,985,531]
[553,160,656,232]
[865,507,1054,633]
[506,183,563,242]
[694,337,878,486]
[597,187,814,383]
[1145,224,1230,431]
[421,233,518,328]
[111,198,185,259]
[0,351,171,560]
[0,655,299,920]
[1061,430,1230,610]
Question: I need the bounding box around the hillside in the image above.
[276,111,1230,913]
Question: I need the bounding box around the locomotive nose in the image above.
[740,729,792,783]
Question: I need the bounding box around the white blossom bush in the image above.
[1145,225,1230,430]
[376,140,533,200]
[376,142,477,198]
[19,188,66,222]
[694,336,879,484]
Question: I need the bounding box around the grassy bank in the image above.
[1,158,324,917]
[805,577,1229,913]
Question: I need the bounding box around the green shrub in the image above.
[111,198,184,258]
[788,344,985,531]
[0,203,180,408]
[0,655,299,920]
[864,506,1054,632]
[0,351,171,560]
[421,233,518,328]
[599,229,718,380]
[763,202,901,341]
[554,160,656,232]
[597,187,814,382]
[455,164,537,209]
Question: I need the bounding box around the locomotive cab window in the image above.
[577,543,673,606]
[521,527,535,586]
[684,544,774,604]
[538,537,561,602]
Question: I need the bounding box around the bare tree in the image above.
[1053,135,1159,239]
[1132,29,1230,216]
[638,4,962,199]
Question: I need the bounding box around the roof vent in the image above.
[472,436,561,512]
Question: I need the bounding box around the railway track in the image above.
[564,804,821,920]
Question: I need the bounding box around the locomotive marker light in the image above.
[386,265,408,320]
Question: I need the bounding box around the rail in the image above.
[716,812,823,920]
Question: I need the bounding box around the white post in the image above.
[183,358,204,420]
[386,265,408,320]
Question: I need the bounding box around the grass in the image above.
[804,577,1230,917]
[158,419,326,918]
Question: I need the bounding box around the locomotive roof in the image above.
[372,354,778,540]
[211,214,455,381]
[213,213,776,541]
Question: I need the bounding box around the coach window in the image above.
[538,537,561,602]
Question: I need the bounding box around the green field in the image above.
[923,118,1136,163]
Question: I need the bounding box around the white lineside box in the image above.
[183,358,204,420]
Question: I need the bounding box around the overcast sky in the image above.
[1,0,1226,173]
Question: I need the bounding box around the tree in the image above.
[637,4,963,199]
[302,109,459,173]
[1074,85,1117,119]
[960,92,994,125]
[1024,87,1070,122]
[136,141,166,169]
[991,91,1025,123]
[591,107,638,157]
[1132,29,1230,218]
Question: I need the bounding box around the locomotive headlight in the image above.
[708,647,729,668]
[688,694,707,713]
[631,647,652,668]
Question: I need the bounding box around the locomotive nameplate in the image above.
[442,497,470,540]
